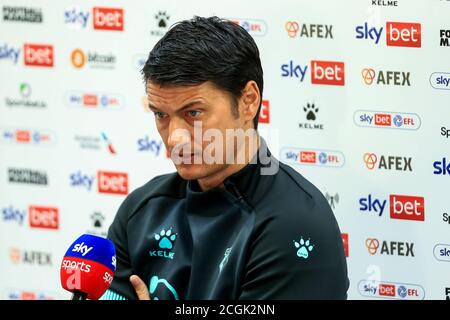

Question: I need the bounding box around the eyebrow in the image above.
[148,100,206,113]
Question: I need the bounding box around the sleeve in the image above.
[238,194,349,300]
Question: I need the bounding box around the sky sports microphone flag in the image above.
[60,234,116,300]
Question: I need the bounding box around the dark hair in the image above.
[142,16,264,129]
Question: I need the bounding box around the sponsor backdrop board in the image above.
[0,0,449,300]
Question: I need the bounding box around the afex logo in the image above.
[93,7,124,31]
[365,238,415,257]
[355,21,421,47]
[363,153,412,171]
[361,68,410,86]
[311,60,345,86]
[258,100,270,124]
[23,44,53,67]
[29,206,59,229]
[354,110,421,130]
[359,194,425,221]
[433,157,450,175]
[285,21,333,39]
[97,171,128,195]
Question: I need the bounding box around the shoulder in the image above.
[115,172,186,222]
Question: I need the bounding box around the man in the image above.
[101,16,348,300]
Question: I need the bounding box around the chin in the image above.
[175,164,206,181]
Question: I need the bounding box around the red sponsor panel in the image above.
[29,206,59,229]
[93,7,124,31]
[374,113,391,126]
[259,100,270,124]
[379,284,396,297]
[97,171,128,195]
[300,151,316,163]
[389,195,425,221]
[24,44,54,67]
[386,22,421,48]
[311,60,345,86]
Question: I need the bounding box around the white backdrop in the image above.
[1,0,449,300]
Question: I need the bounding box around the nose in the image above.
[167,117,191,151]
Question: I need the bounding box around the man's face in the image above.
[147,81,248,181]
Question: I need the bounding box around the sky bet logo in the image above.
[355,22,421,47]
[70,171,128,195]
[24,44,53,67]
[433,158,450,175]
[362,68,410,86]
[359,194,425,221]
[281,60,345,86]
[137,136,163,156]
[2,206,26,226]
[29,206,59,230]
[363,153,412,171]
[354,110,421,130]
[65,7,123,31]
[65,7,90,29]
[70,171,95,191]
[1,127,56,146]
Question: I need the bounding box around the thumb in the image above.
[130,275,151,300]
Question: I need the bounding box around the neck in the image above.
[197,133,260,191]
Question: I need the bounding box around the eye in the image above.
[154,111,168,120]
[186,110,201,118]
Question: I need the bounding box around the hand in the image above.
[130,275,151,300]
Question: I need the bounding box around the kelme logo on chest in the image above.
[149,227,177,260]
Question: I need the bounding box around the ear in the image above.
[239,80,261,127]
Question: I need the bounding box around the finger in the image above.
[130,275,151,300]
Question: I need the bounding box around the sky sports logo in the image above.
[280,148,345,168]
[354,110,421,130]
[0,127,56,146]
[433,158,450,175]
[355,21,421,47]
[65,7,123,31]
[65,91,123,110]
[359,194,425,221]
[281,60,345,86]
[358,280,425,300]
[70,170,128,195]
[429,72,450,90]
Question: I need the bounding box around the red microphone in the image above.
[60,234,116,300]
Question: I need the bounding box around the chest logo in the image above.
[294,237,314,259]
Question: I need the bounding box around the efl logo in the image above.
[358,280,425,300]
[389,195,425,221]
[430,72,450,90]
[258,100,270,124]
[65,91,124,110]
[354,110,421,130]
[230,18,267,36]
[93,7,124,31]
[0,127,56,146]
[97,171,128,195]
[23,44,53,67]
[280,147,345,168]
[29,206,59,230]
[311,60,345,86]
[341,233,349,257]
[386,22,421,48]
